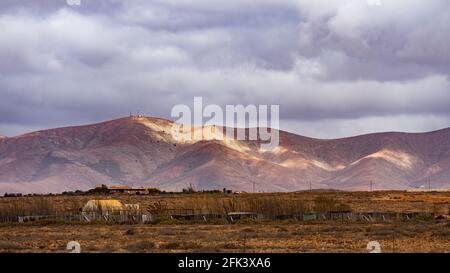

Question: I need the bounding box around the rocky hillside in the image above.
[0,116,449,193]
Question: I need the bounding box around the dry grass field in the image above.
[0,191,449,253]
[1,190,449,214]
[0,222,449,253]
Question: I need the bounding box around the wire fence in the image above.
[0,210,438,224]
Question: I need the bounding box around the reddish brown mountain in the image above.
[0,116,449,194]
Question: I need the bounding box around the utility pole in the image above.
[253,181,255,193]
[309,181,312,192]
[370,180,373,192]
[428,178,431,191]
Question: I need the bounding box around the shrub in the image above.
[414,213,434,221]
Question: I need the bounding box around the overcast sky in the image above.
[0,0,449,138]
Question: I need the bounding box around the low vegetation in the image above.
[0,191,448,252]
[0,221,448,253]
[1,191,449,221]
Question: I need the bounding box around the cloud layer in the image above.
[0,0,449,138]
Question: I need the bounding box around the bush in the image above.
[233,218,260,225]
[414,213,434,221]
[146,188,161,194]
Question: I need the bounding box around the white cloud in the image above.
[0,1,449,139]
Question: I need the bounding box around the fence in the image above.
[0,210,438,224]
[0,210,154,224]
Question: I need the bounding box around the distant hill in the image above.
[0,116,449,194]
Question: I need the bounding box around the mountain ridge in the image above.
[0,116,449,194]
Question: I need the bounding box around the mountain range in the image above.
[0,116,449,194]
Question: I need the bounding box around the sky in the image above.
[0,0,449,139]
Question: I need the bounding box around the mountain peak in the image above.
[1,116,450,194]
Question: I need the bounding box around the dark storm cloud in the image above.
[0,0,449,138]
[296,0,450,81]
[0,0,124,15]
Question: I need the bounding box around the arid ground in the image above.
[0,191,449,253]
[1,221,449,253]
